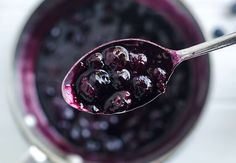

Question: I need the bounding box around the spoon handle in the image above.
[176,32,236,61]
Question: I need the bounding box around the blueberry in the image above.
[44,86,56,98]
[230,3,236,14]
[76,70,111,102]
[148,67,167,93]
[132,76,153,99]
[144,19,155,33]
[85,140,101,151]
[149,109,162,120]
[138,127,152,141]
[76,75,97,102]
[109,115,119,124]
[156,82,166,93]
[57,120,72,131]
[175,100,185,110]
[52,97,64,107]
[153,67,167,82]
[213,28,224,38]
[98,120,109,130]
[50,26,61,38]
[71,12,84,23]
[103,46,129,70]
[104,138,123,152]
[52,97,76,121]
[70,125,81,141]
[86,52,104,69]
[74,30,86,45]
[120,23,133,38]
[81,128,91,138]
[44,41,57,53]
[111,69,131,89]
[129,52,147,73]
[126,116,140,128]
[104,91,132,113]
[65,29,85,46]
[93,120,109,130]
[79,117,89,127]
[122,130,135,143]
[62,108,76,121]
[89,69,111,86]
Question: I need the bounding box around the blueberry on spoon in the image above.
[62,33,236,114]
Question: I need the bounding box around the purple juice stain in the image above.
[63,39,179,114]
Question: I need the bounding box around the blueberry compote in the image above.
[32,0,205,162]
[63,39,177,114]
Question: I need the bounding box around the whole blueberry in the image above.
[50,26,61,39]
[103,46,129,70]
[129,52,147,73]
[70,125,81,141]
[76,70,111,102]
[89,69,111,86]
[86,52,104,69]
[104,138,123,152]
[85,139,101,151]
[153,67,167,82]
[104,91,132,113]
[132,76,153,99]
[111,69,131,89]
[44,86,56,98]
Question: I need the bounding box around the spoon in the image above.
[62,32,236,115]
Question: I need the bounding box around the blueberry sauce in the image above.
[35,0,190,156]
[63,39,179,114]
[16,0,210,162]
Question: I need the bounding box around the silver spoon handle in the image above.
[176,32,236,61]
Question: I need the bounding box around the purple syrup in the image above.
[63,39,179,114]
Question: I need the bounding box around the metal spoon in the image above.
[62,32,236,114]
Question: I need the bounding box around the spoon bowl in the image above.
[62,38,179,114]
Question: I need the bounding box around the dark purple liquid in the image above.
[15,0,210,162]
[63,39,178,114]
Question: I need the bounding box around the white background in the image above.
[0,0,236,162]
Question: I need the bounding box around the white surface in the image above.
[0,0,236,162]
